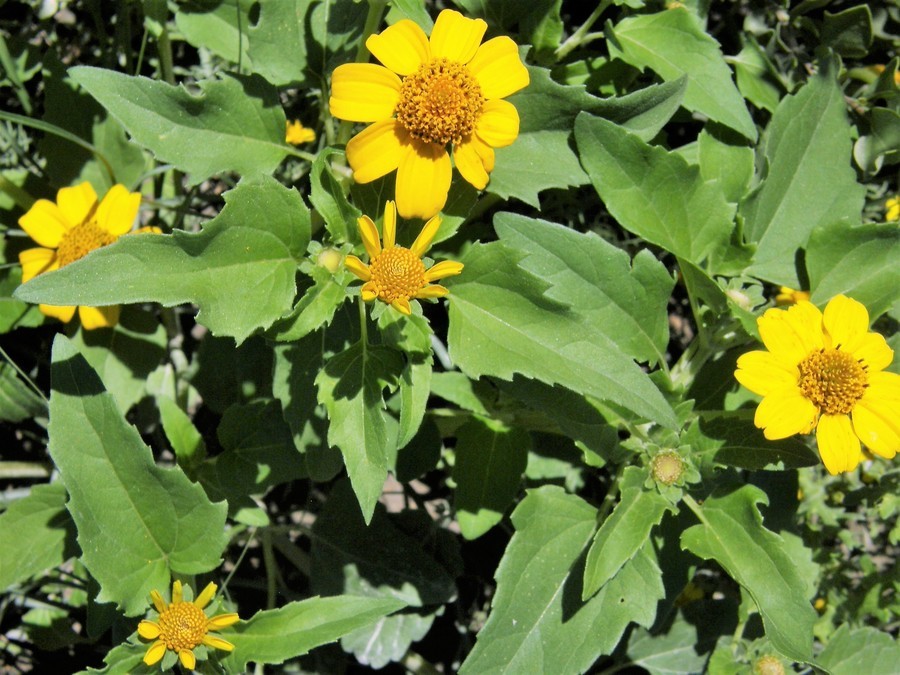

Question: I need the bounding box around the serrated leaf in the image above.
[740,57,865,286]
[341,608,435,670]
[69,67,287,182]
[817,624,900,674]
[16,177,309,344]
[731,36,783,114]
[0,483,76,588]
[48,335,228,616]
[459,486,663,674]
[680,485,816,663]
[158,397,205,469]
[453,416,530,540]
[698,126,754,204]
[310,148,361,244]
[220,595,407,670]
[176,0,254,66]
[575,113,734,267]
[447,242,677,429]
[266,263,354,342]
[606,10,757,140]
[583,466,673,599]
[627,619,708,675]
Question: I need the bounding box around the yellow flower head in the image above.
[18,181,142,330]
[329,9,529,219]
[735,295,899,474]
[138,580,239,671]
[345,200,463,315]
[774,286,810,306]
[285,119,316,145]
[886,196,900,222]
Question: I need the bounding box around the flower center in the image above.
[396,58,485,146]
[369,246,426,303]
[797,348,868,415]
[56,221,115,268]
[157,601,208,652]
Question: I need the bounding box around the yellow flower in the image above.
[774,286,810,306]
[329,9,529,219]
[886,196,900,221]
[345,200,463,315]
[138,580,239,670]
[18,181,142,330]
[735,295,899,474]
[285,119,316,145]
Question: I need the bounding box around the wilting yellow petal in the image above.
[410,215,441,257]
[382,200,397,249]
[178,649,196,670]
[467,36,530,100]
[391,297,412,315]
[207,613,240,630]
[78,305,120,331]
[39,304,76,324]
[424,260,463,282]
[56,182,98,227]
[415,284,450,299]
[137,620,161,640]
[755,388,818,439]
[429,9,487,64]
[453,135,492,190]
[202,634,235,652]
[345,254,371,281]
[475,99,520,148]
[816,414,861,474]
[19,247,58,284]
[96,184,140,237]
[329,63,401,122]
[734,350,799,397]
[395,142,451,220]
[366,19,430,76]
[194,582,217,609]
[143,641,167,666]
[19,199,69,248]
[357,215,382,259]
[822,294,869,350]
[346,119,408,184]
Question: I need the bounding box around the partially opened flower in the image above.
[735,295,899,474]
[285,119,316,145]
[345,200,463,315]
[138,580,239,670]
[18,181,142,330]
[330,9,529,219]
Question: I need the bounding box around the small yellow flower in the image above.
[774,286,811,306]
[18,181,142,330]
[138,580,239,670]
[285,119,316,145]
[735,295,899,474]
[345,200,463,315]
[329,9,529,219]
[886,196,900,221]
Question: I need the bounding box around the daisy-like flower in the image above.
[329,9,529,219]
[345,200,463,315]
[138,580,239,670]
[285,119,316,145]
[886,196,899,221]
[735,295,899,474]
[18,181,142,330]
[774,286,811,306]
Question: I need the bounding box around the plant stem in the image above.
[0,174,34,212]
[554,0,612,61]
[0,33,32,114]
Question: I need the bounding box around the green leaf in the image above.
[158,397,205,469]
[740,57,865,286]
[495,212,673,365]
[452,416,530,540]
[447,242,677,429]
[69,67,287,181]
[0,362,46,423]
[730,36,784,114]
[807,221,900,319]
[817,624,900,675]
[397,358,432,450]
[387,0,434,32]
[853,107,900,175]
[341,608,436,670]
[0,483,76,589]
[310,148,361,245]
[626,618,708,675]
[821,5,873,58]
[606,10,757,141]
[681,485,816,663]
[48,335,228,616]
[176,0,254,66]
[583,467,673,600]
[698,126,754,204]
[16,177,309,344]
[459,486,663,674]
[575,113,734,267]
[316,341,404,523]
[266,261,354,342]
[220,595,407,671]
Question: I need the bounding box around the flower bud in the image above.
[317,248,343,273]
[650,450,684,486]
[754,655,784,675]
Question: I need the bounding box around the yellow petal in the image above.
[143,641,167,666]
[361,282,378,302]
[19,199,69,248]
[56,182,98,227]
[207,612,240,630]
[424,260,463,282]
[345,254,371,281]
[39,304,76,323]
[178,649,196,670]
[150,589,167,614]
[429,9,487,64]
[475,99,520,148]
[366,19,430,76]
[757,302,823,365]
[453,135,492,190]
[78,305,120,330]
[734,350,799,397]
[382,200,397,249]
[329,63,401,122]
[410,214,441,258]
[866,370,900,399]
[852,395,899,459]
[172,580,183,604]
[395,142,451,220]
[138,620,161,640]
[19,247,58,284]
[816,414,861,474]
[202,634,235,652]
[346,119,407,184]
[285,120,316,145]
[391,297,412,315]
[95,184,140,237]
[194,582,217,609]
[846,331,893,373]
[467,36,530,100]
[415,284,450,299]
[357,215,382,259]
[822,294,868,349]
[754,388,818,439]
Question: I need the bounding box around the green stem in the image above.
[0,174,35,212]
[0,344,47,404]
[358,294,369,345]
[682,493,707,524]
[261,529,278,610]
[595,461,628,524]
[0,33,32,114]
[156,25,176,86]
[554,0,612,61]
